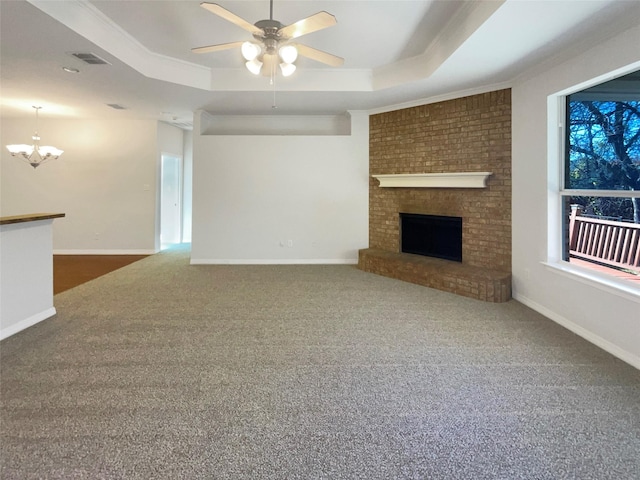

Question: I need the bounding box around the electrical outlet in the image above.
[287,239,293,247]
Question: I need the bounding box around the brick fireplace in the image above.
[359,89,512,302]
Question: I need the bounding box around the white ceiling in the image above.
[1,0,639,128]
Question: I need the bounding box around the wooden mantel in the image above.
[372,172,492,188]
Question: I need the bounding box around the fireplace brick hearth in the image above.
[359,89,512,302]
[359,249,511,303]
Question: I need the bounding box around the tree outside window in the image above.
[563,71,640,278]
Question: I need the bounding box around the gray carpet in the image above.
[1,244,639,479]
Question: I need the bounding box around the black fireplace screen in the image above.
[400,213,462,262]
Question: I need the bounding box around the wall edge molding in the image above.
[53,249,158,255]
[514,293,640,371]
[0,307,56,341]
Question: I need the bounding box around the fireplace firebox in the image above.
[400,213,462,262]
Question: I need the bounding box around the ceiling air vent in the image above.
[70,52,111,65]
[106,104,126,110]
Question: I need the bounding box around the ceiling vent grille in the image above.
[106,104,126,110]
[70,52,111,65]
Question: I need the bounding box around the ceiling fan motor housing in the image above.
[254,19,286,54]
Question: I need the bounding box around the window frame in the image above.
[546,66,640,301]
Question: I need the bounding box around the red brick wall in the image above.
[369,89,511,272]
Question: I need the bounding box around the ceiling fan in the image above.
[192,1,344,77]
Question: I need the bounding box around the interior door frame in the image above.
[160,152,183,247]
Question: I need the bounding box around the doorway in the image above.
[160,154,182,249]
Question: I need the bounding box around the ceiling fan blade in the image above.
[200,2,261,35]
[279,11,336,39]
[295,44,344,67]
[191,41,244,54]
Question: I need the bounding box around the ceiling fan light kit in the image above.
[241,40,295,77]
[241,41,261,61]
[279,62,296,77]
[246,57,263,75]
[192,1,343,78]
[279,45,298,64]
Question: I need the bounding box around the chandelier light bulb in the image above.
[38,146,64,157]
[241,42,261,61]
[245,58,263,75]
[6,144,34,155]
[279,45,298,64]
[279,62,296,77]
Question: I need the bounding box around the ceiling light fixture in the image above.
[192,1,344,78]
[241,41,261,61]
[6,106,63,169]
[278,44,297,64]
[241,41,297,77]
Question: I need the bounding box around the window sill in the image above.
[543,261,640,303]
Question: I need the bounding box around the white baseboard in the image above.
[190,258,358,265]
[1,307,56,341]
[54,249,158,255]
[514,293,640,370]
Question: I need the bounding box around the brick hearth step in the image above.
[358,248,511,303]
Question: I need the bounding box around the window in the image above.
[561,71,640,282]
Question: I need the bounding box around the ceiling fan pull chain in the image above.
[272,60,277,108]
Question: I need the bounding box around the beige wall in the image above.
[0,117,179,253]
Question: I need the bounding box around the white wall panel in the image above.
[512,24,640,368]
[191,112,369,264]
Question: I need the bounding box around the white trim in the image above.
[546,94,565,264]
[553,60,640,98]
[0,307,56,341]
[373,172,491,189]
[543,261,640,302]
[514,293,640,371]
[561,189,640,198]
[53,249,158,255]
[190,259,358,265]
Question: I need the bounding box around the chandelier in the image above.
[6,106,63,169]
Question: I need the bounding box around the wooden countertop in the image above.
[0,213,65,225]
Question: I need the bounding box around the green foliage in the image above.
[570,196,635,221]
[567,99,640,222]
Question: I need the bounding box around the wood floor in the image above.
[53,255,149,294]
